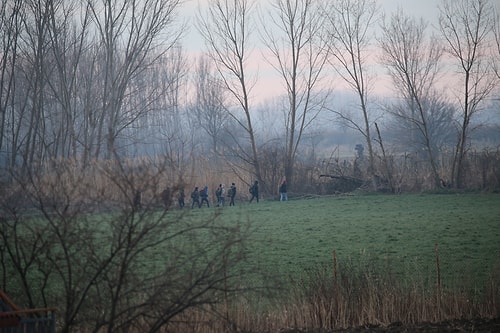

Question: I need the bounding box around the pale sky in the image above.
[179,0,498,102]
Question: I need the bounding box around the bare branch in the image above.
[322,0,379,188]
[438,0,497,187]
[197,0,263,185]
[259,0,329,186]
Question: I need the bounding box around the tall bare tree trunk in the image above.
[0,0,22,169]
[197,0,263,185]
[322,0,378,190]
[21,0,51,173]
[379,9,444,189]
[262,0,329,188]
[89,0,182,160]
[439,0,496,188]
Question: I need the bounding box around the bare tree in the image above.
[260,0,329,189]
[493,5,500,80]
[88,0,182,159]
[439,0,497,188]
[0,0,184,174]
[0,0,22,170]
[138,46,196,184]
[45,0,93,161]
[379,9,446,189]
[127,45,190,157]
[15,0,54,173]
[196,0,263,186]
[193,56,230,155]
[321,0,378,189]
[1,158,251,333]
[4,0,78,171]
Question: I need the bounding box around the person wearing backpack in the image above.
[200,185,210,207]
[191,186,200,209]
[216,184,225,207]
[249,180,259,203]
[228,183,236,206]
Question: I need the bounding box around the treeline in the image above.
[1,0,500,194]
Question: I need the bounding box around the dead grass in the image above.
[159,259,500,333]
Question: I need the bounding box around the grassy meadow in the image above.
[6,191,499,332]
[182,193,500,291]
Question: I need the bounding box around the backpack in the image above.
[249,186,254,194]
[202,186,209,197]
[216,188,222,197]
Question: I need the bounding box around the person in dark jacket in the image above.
[177,188,185,208]
[249,180,259,203]
[191,187,200,209]
[133,190,142,210]
[161,187,172,209]
[228,183,236,206]
[279,180,288,201]
[200,185,210,207]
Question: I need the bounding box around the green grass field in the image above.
[6,192,498,332]
[184,193,500,290]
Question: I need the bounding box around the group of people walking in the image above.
[170,180,288,208]
[187,178,288,209]
[154,178,287,211]
[190,183,238,208]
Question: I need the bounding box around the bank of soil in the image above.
[279,317,500,333]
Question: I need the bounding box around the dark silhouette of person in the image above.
[279,180,288,201]
[191,186,200,209]
[216,184,225,207]
[133,190,142,210]
[177,188,185,208]
[229,183,236,206]
[249,180,259,203]
[161,187,172,210]
[200,185,210,207]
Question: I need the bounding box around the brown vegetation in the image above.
[1,152,499,332]
[161,258,500,333]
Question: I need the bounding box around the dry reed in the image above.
[160,253,499,333]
